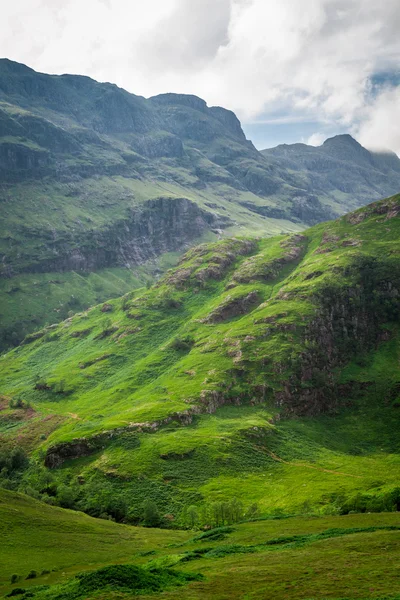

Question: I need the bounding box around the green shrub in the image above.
[169,335,195,352]
[142,499,161,527]
[6,588,26,597]
[26,570,37,580]
[10,574,20,584]
[0,447,28,475]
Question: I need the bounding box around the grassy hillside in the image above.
[0,194,399,523]
[1,488,400,599]
[1,59,399,349]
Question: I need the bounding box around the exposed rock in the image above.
[202,290,261,324]
[163,239,256,289]
[232,235,306,284]
[276,263,400,415]
[101,303,113,312]
[2,197,229,277]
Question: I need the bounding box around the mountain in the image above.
[262,134,400,206]
[1,488,400,600]
[1,194,399,525]
[1,59,400,350]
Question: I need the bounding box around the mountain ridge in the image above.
[1,58,400,352]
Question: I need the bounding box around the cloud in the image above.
[307,132,326,147]
[355,86,400,154]
[0,0,399,151]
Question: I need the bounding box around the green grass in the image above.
[0,172,301,350]
[0,195,399,522]
[0,489,189,591]
[1,488,400,599]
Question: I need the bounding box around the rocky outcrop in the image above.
[231,234,306,284]
[275,258,400,415]
[2,197,230,276]
[163,238,256,289]
[201,290,261,324]
[44,390,249,468]
[0,142,50,179]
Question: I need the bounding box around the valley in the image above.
[1,60,400,349]
[1,488,400,600]
[1,58,400,600]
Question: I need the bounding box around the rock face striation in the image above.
[3,197,228,276]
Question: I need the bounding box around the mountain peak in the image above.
[322,133,361,148]
[149,93,208,112]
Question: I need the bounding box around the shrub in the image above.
[0,447,28,475]
[57,484,77,509]
[169,335,195,352]
[6,588,26,597]
[142,499,161,527]
[10,574,20,584]
[26,570,37,580]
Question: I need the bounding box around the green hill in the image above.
[1,487,400,599]
[1,59,400,350]
[1,194,399,523]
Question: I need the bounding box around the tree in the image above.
[142,499,161,527]
[186,505,199,529]
[246,502,259,519]
[57,484,76,509]
[229,498,244,523]
[211,501,224,527]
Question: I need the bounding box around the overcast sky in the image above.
[1,0,400,151]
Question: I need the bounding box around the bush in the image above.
[57,484,77,509]
[10,574,20,584]
[26,570,37,580]
[169,335,195,352]
[6,588,26,597]
[142,499,161,527]
[9,397,30,409]
[0,447,28,475]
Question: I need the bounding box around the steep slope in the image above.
[0,194,399,521]
[2,60,400,350]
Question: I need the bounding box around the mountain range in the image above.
[1,59,400,350]
[1,59,400,600]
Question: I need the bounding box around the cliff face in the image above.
[277,262,400,415]
[2,197,228,276]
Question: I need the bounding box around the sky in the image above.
[1,0,400,152]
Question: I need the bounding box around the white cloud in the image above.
[307,132,326,147]
[0,0,399,151]
[355,87,400,154]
